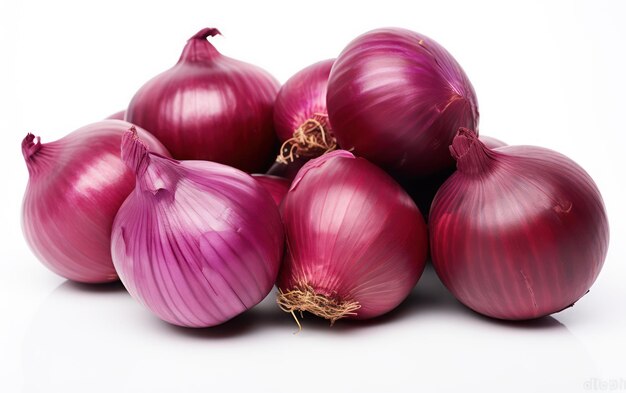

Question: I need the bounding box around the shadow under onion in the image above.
[276,265,570,333]
[158,292,288,339]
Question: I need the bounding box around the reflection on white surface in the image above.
[22,267,598,393]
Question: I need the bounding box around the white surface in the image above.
[1,0,625,392]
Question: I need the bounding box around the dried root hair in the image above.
[276,114,337,164]
[277,283,360,331]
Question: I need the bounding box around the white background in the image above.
[1,0,625,392]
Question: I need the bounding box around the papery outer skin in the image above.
[429,133,609,320]
[327,28,479,177]
[278,150,428,319]
[402,135,505,220]
[273,59,334,142]
[21,120,170,283]
[126,28,280,173]
[111,139,284,327]
[251,174,290,205]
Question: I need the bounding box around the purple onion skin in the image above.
[21,120,170,283]
[429,129,609,320]
[327,28,479,177]
[111,130,284,327]
[106,110,125,120]
[126,28,280,173]
[278,150,428,320]
[251,174,290,205]
[274,59,334,142]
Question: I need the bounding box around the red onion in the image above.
[327,28,479,177]
[111,129,284,327]
[251,174,290,205]
[106,110,125,120]
[126,27,280,173]
[273,59,336,164]
[429,129,609,320]
[21,120,170,283]
[277,150,428,326]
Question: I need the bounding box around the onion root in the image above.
[277,283,360,330]
[276,114,336,164]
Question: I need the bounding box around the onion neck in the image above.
[22,133,57,176]
[122,127,151,177]
[139,159,182,196]
[450,128,497,176]
[122,127,181,196]
[178,27,222,64]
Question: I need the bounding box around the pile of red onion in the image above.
[20,26,609,330]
